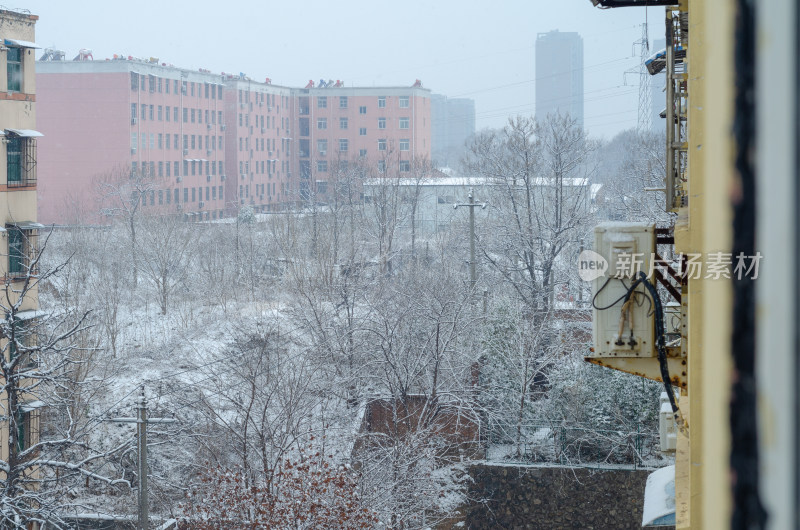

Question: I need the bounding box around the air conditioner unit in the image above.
[590,222,656,358]
[183,149,189,156]
[221,125,226,131]
[176,176,182,183]
[268,106,273,111]
[220,175,226,181]
[207,123,212,130]
[199,201,205,208]
[261,127,266,133]
[207,149,212,156]
[131,147,137,154]
[131,117,137,125]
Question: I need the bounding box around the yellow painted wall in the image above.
[673,0,735,527]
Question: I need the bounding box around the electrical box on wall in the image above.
[590,222,656,358]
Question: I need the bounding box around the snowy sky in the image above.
[24,0,662,140]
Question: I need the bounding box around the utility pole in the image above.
[454,187,487,292]
[110,390,176,530]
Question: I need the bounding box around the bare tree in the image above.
[136,214,195,315]
[96,165,157,288]
[466,114,596,315]
[0,233,130,527]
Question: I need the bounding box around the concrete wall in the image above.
[464,464,670,530]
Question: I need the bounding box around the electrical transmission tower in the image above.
[636,23,651,134]
[623,23,652,133]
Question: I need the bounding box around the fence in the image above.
[484,421,664,469]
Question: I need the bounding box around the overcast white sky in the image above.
[24,0,662,140]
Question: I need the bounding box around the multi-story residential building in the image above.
[0,6,41,486]
[35,57,432,224]
[535,30,584,129]
[223,78,293,211]
[430,94,476,168]
[295,86,431,199]
[37,60,230,224]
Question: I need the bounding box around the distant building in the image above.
[431,94,476,168]
[535,30,584,129]
[35,58,432,224]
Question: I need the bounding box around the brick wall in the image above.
[464,464,674,530]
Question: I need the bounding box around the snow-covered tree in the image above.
[180,440,377,529]
[0,233,130,527]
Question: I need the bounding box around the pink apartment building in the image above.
[296,87,431,198]
[35,57,431,224]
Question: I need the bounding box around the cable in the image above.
[636,271,686,432]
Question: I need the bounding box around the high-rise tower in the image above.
[535,30,584,129]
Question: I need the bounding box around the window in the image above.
[14,409,32,452]
[399,117,409,129]
[317,139,327,155]
[378,96,386,108]
[141,105,146,120]
[158,134,163,149]
[191,109,196,123]
[339,160,349,173]
[317,160,328,173]
[183,108,188,123]
[149,105,154,121]
[378,118,386,129]
[359,127,367,136]
[7,225,38,278]
[400,139,410,151]
[7,47,22,92]
[339,96,348,109]
[359,149,367,158]
[399,96,409,108]
[318,96,327,108]
[399,160,410,172]
[377,160,386,173]
[359,106,367,114]
[6,134,37,187]
[339,139,349,152]
[165,106,170,122]
[317,118,327,130]
[131,104,137,120]
[158,106,163,121]
[378,139,387,151]
[8,314,36,366]
[340,117,348,129]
